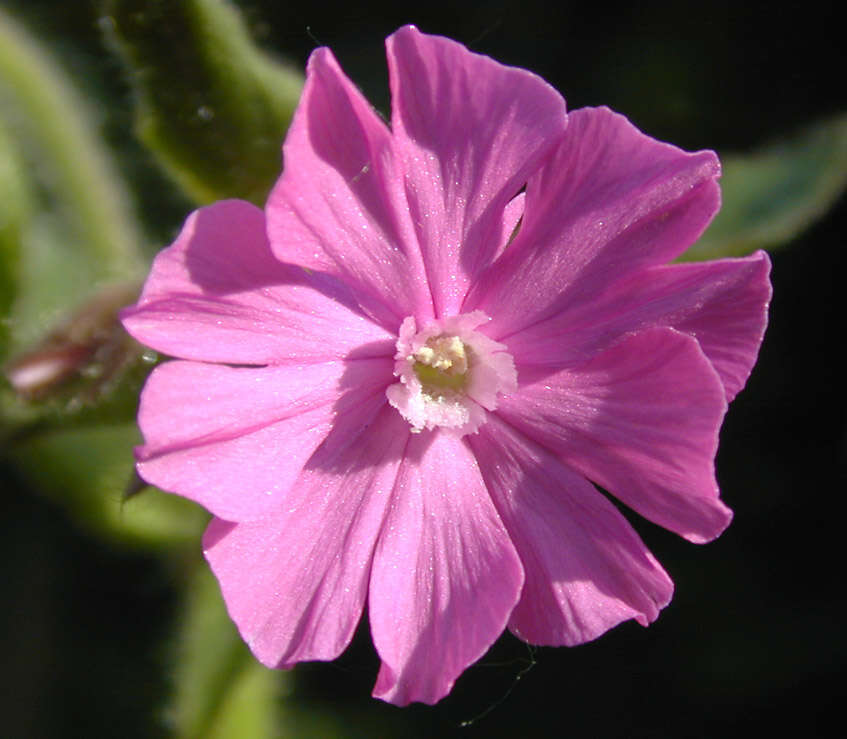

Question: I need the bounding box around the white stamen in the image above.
[386,311,517,437]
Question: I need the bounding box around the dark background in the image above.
[2,1,844,736]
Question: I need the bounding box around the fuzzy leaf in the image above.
[684,112,847,260]
[0,5,145,411]
[0,7,143,284]
[103,0,304,206]
[9,423,208,549]
[170,567,282,739]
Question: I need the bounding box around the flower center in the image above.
[413,335,469,394]
[386,311,516,436]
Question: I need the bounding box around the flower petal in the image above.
[203,404,408,668]
[386,26,568,316]
[469,417,673,645]
[369,431,524,705]
[498,327,731,543]
[266,46,433,328]
[503,251,772,400]
[122,200,394,365]
[136,357,393,521]
[468,107,721,338]
[497,191,526,260]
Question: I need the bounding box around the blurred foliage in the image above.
[685,112,847,261]
[0,117,30,355]
[170,566,356,738]
[0,7,143,289]
[11,423,208,549]
[0,4,145,431]
[102,0,303,206]
[0,4,157,546]
[169,567,282,738]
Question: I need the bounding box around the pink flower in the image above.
[122,26,771,705]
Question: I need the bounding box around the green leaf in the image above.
[0,7,144,283]
[169,567,356,738]
[0,5,146,409]
[103,0,304,206]
[683,112,847,261]
[170,567,283,739]
[8,423,208,549]
[0,117,32,357]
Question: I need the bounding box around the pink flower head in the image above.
[122,26,771,705]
